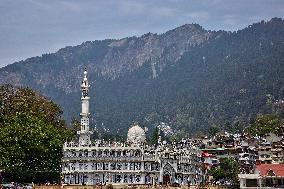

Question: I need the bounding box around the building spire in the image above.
[78,68,93,146]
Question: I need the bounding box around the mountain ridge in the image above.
[1,18,284,136]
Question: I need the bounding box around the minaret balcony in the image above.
[77,130,93,135]
[81,96,90,100]
[80,113,90,117]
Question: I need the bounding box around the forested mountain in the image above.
[1,18,284,137]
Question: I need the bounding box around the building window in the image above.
[117,151,121,156]
[130,174,134,183]
[72,151,76,157]
[117,163,122,170]
[92,151,96,157]
[124,175,128,183]
[110,151,115,157]
[144,163,149,171]
[111,163,116,170]
[104,163,109,170]
[177,164,182,172]
[116,175,122,183]
[91,163,96,170]
[79,164,83,170]
[130,163,134,170]
[136,175,141,183]
[135,163,141,170]
[71,163,76,170]
[124,163,128,170]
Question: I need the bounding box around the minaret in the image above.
[78,69,93,146]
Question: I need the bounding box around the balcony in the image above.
[62,156,142,162]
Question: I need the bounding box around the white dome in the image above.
[127,124,146,144]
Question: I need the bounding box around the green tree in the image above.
[70,118,81,136]
[209,157,239,187]
[0,85,73,183]
[247,114,282,136]
[151,127,159,145]
[208,126,220,137]
[219,157,239,186]
[0,85,65,128]
[208,168,225,181]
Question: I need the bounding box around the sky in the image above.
[0,0,284,68]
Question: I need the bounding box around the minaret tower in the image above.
[78,69,93,146]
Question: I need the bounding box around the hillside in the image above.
[1,18,284,136]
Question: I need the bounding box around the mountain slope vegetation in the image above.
[1,18,284,136]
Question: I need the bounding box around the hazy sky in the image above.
[0,0,283,68]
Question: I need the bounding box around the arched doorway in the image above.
[163,174,171,185]
[162,163,175,185]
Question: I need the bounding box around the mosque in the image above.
[61,70,204,185]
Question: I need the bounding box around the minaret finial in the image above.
[83,68,88,81]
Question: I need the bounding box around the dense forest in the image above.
[0,18,284,137]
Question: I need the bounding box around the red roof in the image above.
[256,164,284,177]
[202,152,215,157]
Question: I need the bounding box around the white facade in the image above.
[61,70,204,185]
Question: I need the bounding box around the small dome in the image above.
[127,124,146,144]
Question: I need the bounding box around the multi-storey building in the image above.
[61,70,204,185]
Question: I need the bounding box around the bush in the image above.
[106,184,114,189]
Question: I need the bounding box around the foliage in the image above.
[0,85,65,128]
[0,85,73,183]
[247,114,283,136]
[209,168,225,181]
[209,157,239,187]
[208,126,220,137]
[151,127,159,145]
[106,184,113,189]
[70,118,81,138]
[100,132,125,142]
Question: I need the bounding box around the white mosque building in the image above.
[61,70,204,185]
